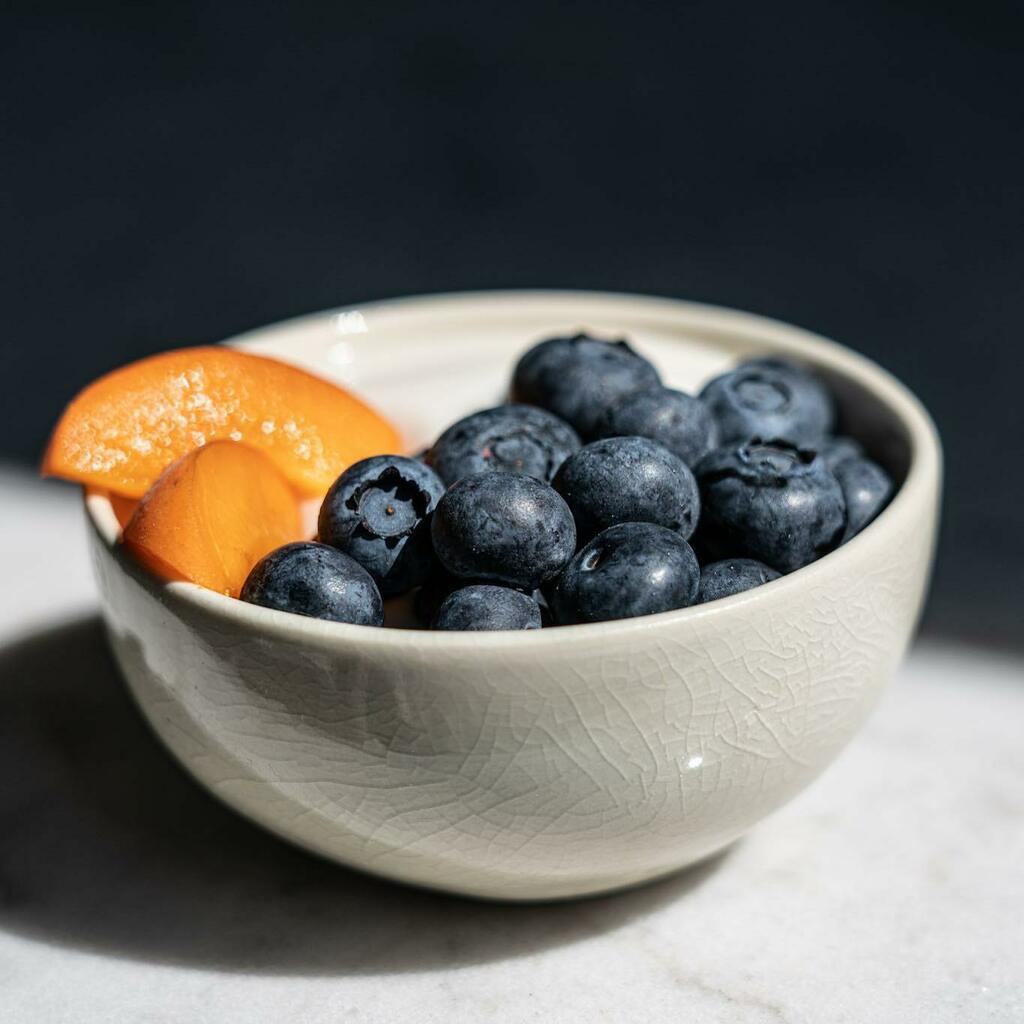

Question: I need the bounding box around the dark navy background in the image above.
[3,1,1021,643]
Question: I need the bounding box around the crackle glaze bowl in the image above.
[86,291,941,901]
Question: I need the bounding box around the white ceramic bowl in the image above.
[86,291,941,901]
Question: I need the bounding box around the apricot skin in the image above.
[121,441,303,597]
[43,346,401,498]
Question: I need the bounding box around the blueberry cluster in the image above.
[242,332,893,629]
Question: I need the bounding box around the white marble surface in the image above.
[0,466,1021,1024]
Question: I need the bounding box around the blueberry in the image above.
[511,333,661,438]
[318,455,446,596]
[697,558,781,603]
[833,455,893,539]
[696,440,846,573]
[818,435,865,472]
[552,436,700,542]
[594,385,718,466]
[551,522,700,624]
[426,404,580,486]
[414,567,547,626]
[700,357,834,446]
[431,472,576,589]
[432,585,543,631]
[241,542,384,625]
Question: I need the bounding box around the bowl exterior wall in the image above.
[89,485,935,900]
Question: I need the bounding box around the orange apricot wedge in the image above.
[122,441,303,597]
[43,346,401,498]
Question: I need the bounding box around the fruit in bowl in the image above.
[63,291,939,900]
[121,441,303,598]
[50,329,895,628]
[44,345,400,498]
[45,346,400,596]
[237,332,894,627]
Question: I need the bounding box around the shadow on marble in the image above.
[0,616,728,976]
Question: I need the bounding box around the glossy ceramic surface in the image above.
[86,291,941,900]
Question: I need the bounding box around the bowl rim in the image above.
[85,288,942,650]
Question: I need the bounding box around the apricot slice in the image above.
[43,346,401,498]
[122,441,303,597]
